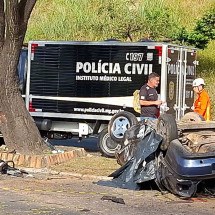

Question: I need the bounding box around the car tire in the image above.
[108,111,138,143]
[156,114,178,151]
[180,112,205,123]
[98,128,120,158]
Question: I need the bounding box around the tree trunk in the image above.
[0,40,50,155]
[0,0,51,155]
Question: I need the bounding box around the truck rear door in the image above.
[166,46,180,119]
[183,49,197,116]
[166,46,196,120]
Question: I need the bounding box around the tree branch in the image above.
[19,0,36,24]
[18,0,37,40]
[0,0,5,49]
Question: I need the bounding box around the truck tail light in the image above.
[29,101,35,112]
[155,46,162,64]
[155,46,162,56]
[31,43,38,53]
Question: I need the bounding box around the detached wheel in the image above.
[108,111,138,143]
[157,114,178,151]
[180,112,205,123]
[98,128,120,158]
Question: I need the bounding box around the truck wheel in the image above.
[180,112,205,123]
[98,128,120,158]
[108,111,138,143]
[156,114,178,151]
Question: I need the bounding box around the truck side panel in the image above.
[27,42,161,118]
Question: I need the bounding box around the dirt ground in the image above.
[0,175,215,215]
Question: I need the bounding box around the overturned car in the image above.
[109,113,215,198]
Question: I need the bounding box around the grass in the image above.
[198,40,215,119]
[50,154,120,176]
[26,0,214,42]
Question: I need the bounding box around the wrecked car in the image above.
[109,113,215,198]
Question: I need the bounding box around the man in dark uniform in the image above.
[139,72,163,121]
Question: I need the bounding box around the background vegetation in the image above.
[25,0,215,117]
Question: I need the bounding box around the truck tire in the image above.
[180,112,205,123]
[108,111,138,143]
[98,128,120,158]
[156,114,178,151]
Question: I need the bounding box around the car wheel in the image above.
[180,112,205,123]
[156,114,178,151]
[98,128,120,158]
[108,111,138,143]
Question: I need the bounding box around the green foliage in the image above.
[197,40,215,119]
[137,0,177,40]
[174,7,215,49]
[196,7,215,39]
[25,0,179,42]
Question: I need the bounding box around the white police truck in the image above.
[17,40,197,157]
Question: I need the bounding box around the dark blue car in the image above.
[157,138,215,197]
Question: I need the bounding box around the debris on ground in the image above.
[79,209,91,212]
[101,195,125,204]
[52,149,64,154]
[0,159,28,177]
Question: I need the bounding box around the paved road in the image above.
[0,175,215,215]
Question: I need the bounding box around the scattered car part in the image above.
[0,159,28,177]
[0,160,14,174]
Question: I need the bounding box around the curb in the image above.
[20,167,113,181]
[0,148,86,169]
